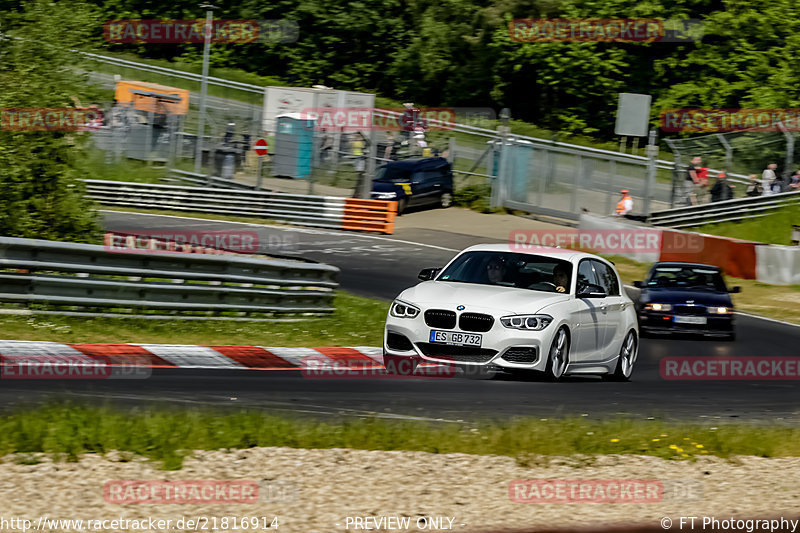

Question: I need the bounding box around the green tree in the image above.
[0,0,103,242]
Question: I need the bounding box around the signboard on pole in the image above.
[254,138,268,156]
[615,93,651,137]
[262,86,375,135]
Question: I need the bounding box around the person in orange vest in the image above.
[616,189,633,216]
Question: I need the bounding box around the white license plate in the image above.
[674,316,707,325]
[429,330,482,347]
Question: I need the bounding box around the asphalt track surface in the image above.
[2,211,798,424]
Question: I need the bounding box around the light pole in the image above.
[194,3,216,174]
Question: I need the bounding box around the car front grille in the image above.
[501,347,538,364]
[415,343,497,364]
[458,312,494,332]
[424,309,457,329]
[673,305,707,316]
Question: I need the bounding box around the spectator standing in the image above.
[745,174,763,197]
[685,156,702,205]
[615,189,633,216]
[790,171,800,191]
[710,171,735,202]
[762,163,778,196]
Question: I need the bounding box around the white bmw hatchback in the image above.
[383,244,639,381]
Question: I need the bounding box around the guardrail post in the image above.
[644,129,658,217]
[362,127,378,199]
[779,122,794,183]
[665,139,681,209]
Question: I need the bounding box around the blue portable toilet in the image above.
[509,140,533,202]
[272,113,316,178]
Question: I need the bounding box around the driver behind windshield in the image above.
[553,263,570,293]
[486,257,507,284]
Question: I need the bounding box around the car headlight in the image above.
[707,306,731,314]
[500,314,553,330]
[390,300,420,318]
[644,303,672,311]
[374,192,398,199]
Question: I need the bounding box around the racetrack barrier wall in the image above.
[578,214,661,263]
[756,245,800,285]
[659,230,757,279]
[83,179,397,234]
[0,236,338,319]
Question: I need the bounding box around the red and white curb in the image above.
[0,341,384,370]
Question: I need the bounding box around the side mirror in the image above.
[418,268,441,281]
[633,281,644,288]
[577,283,607,299]
[730,286,741,293]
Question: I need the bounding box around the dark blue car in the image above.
[634,262,740,340]
[370,157,454,214]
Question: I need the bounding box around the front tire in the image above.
[396,198,408,215]
[605,330,638,382]
[543,327,570,382]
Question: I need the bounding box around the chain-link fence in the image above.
[84,54,683,220]
[664,127,798,207]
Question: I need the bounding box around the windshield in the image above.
[646,266,727,291]
[374,165,412,182]
[437,251,573,293]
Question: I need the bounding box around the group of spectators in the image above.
[685,156,800,205]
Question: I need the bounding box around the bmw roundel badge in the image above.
[456,305,465,311]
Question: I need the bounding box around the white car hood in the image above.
[399,281,571,314]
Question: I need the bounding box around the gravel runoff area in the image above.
[2,447,799,533]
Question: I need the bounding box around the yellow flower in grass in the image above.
[610,438,620,443]
[681,453,689,457]
[696,444,704,449]
[669,444,678,450]
[652,438,660,442]
[676,447,684,453]
[684,437,691,441]
[660,434,668,437]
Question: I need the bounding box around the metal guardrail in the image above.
[649,190,800,228]
[162,169,258,190]
[83,179,397,233]
[0,237,338,319]
[84,179,349,228]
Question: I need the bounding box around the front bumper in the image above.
[384,314,558,371]
[639,311,734,336]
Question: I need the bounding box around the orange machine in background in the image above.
[114,80,189,115]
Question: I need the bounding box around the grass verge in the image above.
[2,404,799,470]
[101,207,287,227]
[691,205,800,246]
[0,292,387,345]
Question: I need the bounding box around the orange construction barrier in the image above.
[342,199,397,234]
[660,230,757,279]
